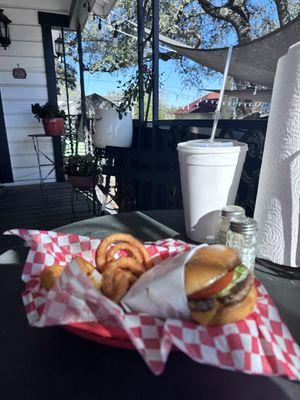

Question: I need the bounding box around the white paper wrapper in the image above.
[121,244,207,320]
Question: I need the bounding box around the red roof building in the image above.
[174,92,220,119]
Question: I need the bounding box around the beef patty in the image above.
[219,273,254,305]
[188,273,254,312]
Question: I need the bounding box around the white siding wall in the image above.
[0,1,69,184]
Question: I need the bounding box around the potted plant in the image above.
[94,108,133,149]
[31,102,66,136]
[94,68,152,149]
[64,154,99,189]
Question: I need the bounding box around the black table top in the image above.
[1,210,299,400]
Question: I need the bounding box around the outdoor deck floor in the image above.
[0,182,95,253]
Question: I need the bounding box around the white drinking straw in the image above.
[209,45,233,143]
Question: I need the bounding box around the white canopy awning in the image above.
[159,16,300,88]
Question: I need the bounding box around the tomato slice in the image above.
[188,269,235,300]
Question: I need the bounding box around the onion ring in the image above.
[106,243,143,265]
[101,268,137,303]
[95,233,152,272]
[112,269,133,303]
[101,267,116,299]
[96,233,153,303]
[106,257,144,276]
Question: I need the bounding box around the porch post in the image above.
[61,27,72,136]
[38,12,70,182]
[40,24,65,182]
[77,24,88,133]
[0,89,13,183]
[137,0,145,133]
[152,0,159,122]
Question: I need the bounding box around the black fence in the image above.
[62,114,94,157]
[102,119,268,216]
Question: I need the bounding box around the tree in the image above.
[61,0,299,96]
[132,94,178,120]
[274,0,292,25]
[81,1,299,86]
[196,0,252,43]
[56,62,77,96]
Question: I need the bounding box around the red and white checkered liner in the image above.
[6,228,300,379]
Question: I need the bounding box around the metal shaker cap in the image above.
[221,205,245,218]
[229,218,258,234]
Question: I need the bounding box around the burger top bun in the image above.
[185,245,241,296]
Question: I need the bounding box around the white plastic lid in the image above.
[177,139,248,153]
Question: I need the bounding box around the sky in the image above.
[83,57,221,109]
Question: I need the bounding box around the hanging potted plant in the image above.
[31,102,66,136]
[64,154,99,189]
[94,68,152,149]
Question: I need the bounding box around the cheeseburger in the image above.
[185,245,256,325]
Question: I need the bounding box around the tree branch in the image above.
[228,0,250,22]
[274,0,291,26]
[197,0,252,43]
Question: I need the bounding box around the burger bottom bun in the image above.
[190,285,257,326]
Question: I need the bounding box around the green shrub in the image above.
[31,102,65,122]
[63,154,99,177]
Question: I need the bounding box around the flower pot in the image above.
[67,175,95,189]
[94,109,133,148]
[42,118,64,136]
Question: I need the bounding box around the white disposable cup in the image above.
[177,139,248,243]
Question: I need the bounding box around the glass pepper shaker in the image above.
[216,205,246,245]
[226,218,258,272]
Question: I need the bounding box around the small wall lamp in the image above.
[54,35,64,58]
[0,9,12,49]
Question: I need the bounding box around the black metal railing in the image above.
[62,114,95,157]
[102,118,268,216]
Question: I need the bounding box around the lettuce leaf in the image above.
[217,265,248,298]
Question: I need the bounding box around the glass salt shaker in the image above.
[226,218,258,272]
[216,205,246,245]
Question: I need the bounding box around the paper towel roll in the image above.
[254,42,300,268]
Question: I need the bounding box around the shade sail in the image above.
[158,16,300,88]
